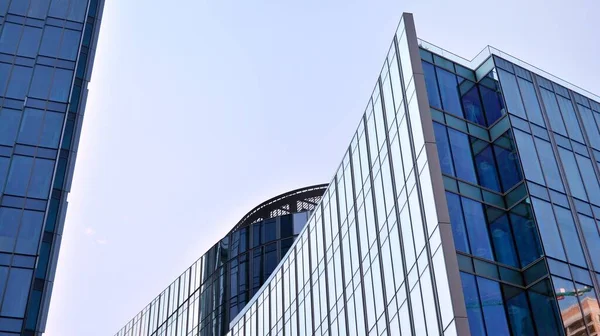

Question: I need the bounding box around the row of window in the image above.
[0,107,65,149]
[0,0,89,23]
[0,22,82,60]
[0,155,54,199]
[0,62,74,101]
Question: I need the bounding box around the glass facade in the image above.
[118,12,600,336]
[116,186,327,336]
[0,1,104,335]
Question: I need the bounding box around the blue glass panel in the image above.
[41,111,64,148]
[460,272,486,336]
[30,65,54,99]
[0,108,20,146]
[50,68,73,102]
[506,290,536,336]
[0,207,19,252]
[517,78,544,126]
[0,267,7,306]
[494,145,522,192]
[17,108,44,146]
[0,63,9,94]
[509,213,542,267]
[480,85,504,125]
[575,154,600,206]
[497,69,526,118]
[67,0,88,22]
[476,277,510,335]
[579,215,600,271]
[60,29,81,61]
[578,105,600,149]
[474,146,501,192]
[461,83,485,126]
[1,268,32,317]
[48,0,69,19]
[557,148,587,201]
[448,128,477,184]
[15,210,43,255]
[5,155,33,196]
[527,291,561,336]
[436,67,463,117]
[513,129,544,185]
[28,0,52,18]
[553,206,586,267]
[553,276,583,332]
[433,122,454,176]
[533,138,564,192]
[18,26,42,58]
[0,157,8,194]
[422,61,441,109]
[0,22,21,54]
[27,158,54,199]
[9,0,29,15]
[462,197,493,260]
[531,198,566,260]
[489,215,518,267]
[446,192,469,254]
[539,88,567,136]
[7,65,32,99]
[40,26,62,58]
[556,96,583,142]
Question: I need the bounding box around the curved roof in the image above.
[232,184,328,231]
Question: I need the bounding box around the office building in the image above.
[116,185,327,336]
[0,0,105,334]
[119,12,600,336]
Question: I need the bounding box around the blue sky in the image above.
[44,1,599,335]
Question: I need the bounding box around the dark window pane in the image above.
[513,129,544,185]
[556,96,583,142]
[0,108,21,146]
[448,128,477,184]
[48,0,69,19]
[1,268,32,317]
[505,289,536,336]
[0,207,19,252]
[509,212,542,267]
[578,214,600,270]
[497,69,526,119]
[27,157,54,198]
[540,88,567,136]
[67,0,88,22]
[553,206,586,267]
[578,105,600,150]
[461,272,486,336]
[489,215,518,267]
[474,146,501,192]
[9,0,29,15]
[18,26,42,58]
[17,108,44,146]
[480,85,504,125]
[517,78,544,126]
[476,277,510,335]
[263,219,276,243]
[263,243,277,278]
[461,81,486,126]
[280,215,293,238]
[531,198,566,260]
[433,122,454,176]
[28,0,52,18]
[462,197,494,260]
[436,67,463,117]
[533,138,563,192]
[59,29,81,60]
[5,155,33,196]
[7,65,32,99]
[39,26,62,57]
[557,148,587,201]
[0,157,8,194]
[0,22,21,55]
[50,68,73,102]
[553,276,583,333]
[252,224,261,248]
[422,61,441,109]
[0,267,7,306]
[15,210,44,255]
[30,65,54,99]
[0,63,10,94]
[446,192,469,254]
[575,154,600,206]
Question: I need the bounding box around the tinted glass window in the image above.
[557,148,587,201]
[461,272,486,336]
[556,96,583,142]
[0,207,19,253]
[0,22,21,54]
[15,210,44,255]
[48,0,69,19]
[533,138,563,192]
[67,0,88,22]
[436,67,463,117]
[578,214,600,270]
[474,146,501,192]
[0,108,21,146]
[1,268,32,318]
[28,0,52,18]
[280,215,293,238]
[422,62,441,109]
[18,26,42,58]
[40,26,62,57]
[8,0,29,15]
[60,29,81,60]
[540,88,567,136]
[575,154,600,205]
[448,128,477,184]
[578,105,600,149]
[18,108,45,146]
[50,68,73,102]
[489,215,518,267]
[30,65,53,99]
[432,122,454,176]
[0,157,9,194]
[28,158,54,198]
[553,206,586,267]
[0,63,10,94]
[494,145,522,192]
[462,197,493,260]
[531,198,566,261]
[517,78,544,126]
[5,156,33,196]
[497,69,525,119]
[506,290,536,336]
[461,82,485,126]
[7,65,33,99]
[480,85,504,125]
[477,277,510,335]
[513,129,544,185]
[446,192,469,254]
[263,220,276,243]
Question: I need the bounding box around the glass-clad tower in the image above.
[116,185,327,336]
[118,12,600,336]
[0,1,104,335]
